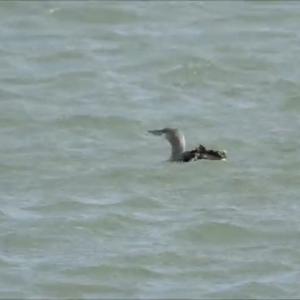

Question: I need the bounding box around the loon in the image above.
[148,128,227,162]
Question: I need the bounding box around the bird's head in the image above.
[148,128,186,150]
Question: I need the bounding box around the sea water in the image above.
[0,1,300,298]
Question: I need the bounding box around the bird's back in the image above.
[181,145,226,162]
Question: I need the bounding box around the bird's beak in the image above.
[148,129,165,136]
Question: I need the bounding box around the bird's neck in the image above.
[168,135,186,161]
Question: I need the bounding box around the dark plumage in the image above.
[181,144,227,162]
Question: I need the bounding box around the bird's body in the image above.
[148,128,226,162]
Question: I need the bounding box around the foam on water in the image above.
[1,1,300,299]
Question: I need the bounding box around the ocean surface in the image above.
[0,1,300,299]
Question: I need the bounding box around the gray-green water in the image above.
[1,1,300,298]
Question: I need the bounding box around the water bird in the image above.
[148,128,227,162]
